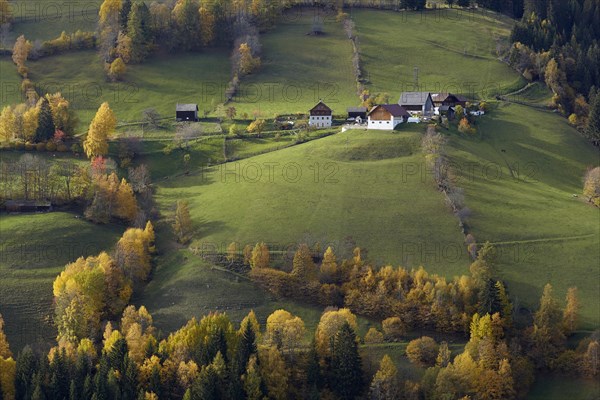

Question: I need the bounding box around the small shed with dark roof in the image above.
[347,106,368,120]
[176,104,199,122]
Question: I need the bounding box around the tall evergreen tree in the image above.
[120,0,132,32]
[127,2,152,63]
[329,323,363,400]
[35,98,55,142]
[15,346,38,400]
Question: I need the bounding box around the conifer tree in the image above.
[329,323,363,400]
[35,97,55,142]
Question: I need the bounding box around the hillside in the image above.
[447,102,600,327]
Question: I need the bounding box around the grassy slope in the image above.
[447,102,600,327]
[232,8,359,117]
[0,56,24,107]
[155,125,470,272]
[7,0,103,44]
[0,212,122,350]
[527,375,600,400]
[352,9,525,97]
[27,50,231,125]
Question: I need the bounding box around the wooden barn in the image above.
[176,104,199,122]
[309,100,333,128]
[367,104,410,130]
[347,107,368,121]
[431,93,468,108]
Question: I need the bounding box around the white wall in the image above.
[367,116,403,130]
[309,115,332,128]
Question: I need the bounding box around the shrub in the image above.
[35,142,46,151]
[406,336,438,368]
[46,141,57,152]
[25,142,34,151]
[382,317,406,341]
[364,327,384,344]
[57,143,69,152]
[14,142,24,150]
[70,143,81,153]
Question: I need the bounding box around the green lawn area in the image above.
[6,0,103,44]
[0,212,123,350]
[446,102,600,327]
[231,8,359,117]
[0,56,23,107]
[352,9,525,98]
[526,375,600,400]
[27,50,231,127]
[154,125,471,273]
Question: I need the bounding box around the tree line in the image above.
[509,0,600,144]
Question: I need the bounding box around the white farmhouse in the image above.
[367,104,411,130]
[309,100,333,128]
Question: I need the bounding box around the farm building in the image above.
[347,107,368,121]
[4,200,52,213]
[176,104,199,122]
[398,92,434,117]
[437,105,456,119]
[309,100,333,128]
[431,93,468,108]
[367,104,410,130]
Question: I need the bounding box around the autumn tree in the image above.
[581,340,599,377]
[320,246,338,283]
[315,308,358,356]
[0,314,11,359]
[583,167,600,207]
[238,42,261,75]
[406,337,438,368]
[109,57,127,81]
[98,0,122,63]
[329,322,363,400]
[46,93,77,135]
[246,119,266,137]
[84,102,116,159]
[562,287,579,336]
[0,0,12,26]
[0,106,16,142]
[258,346,289,400]
[265,309,305,353]
[12,35,32,76]
[250,242,270,269]
[169,200,193,245]
[369,354,398,400]
[291,243,318,281]
[114,226,154,283]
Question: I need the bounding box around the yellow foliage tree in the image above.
[258,346,288,400]
[115,178,138,222]
[369,354,398,400]
[250,242,270,269]
[173,200,193,244]
[12,35,32,74]
[22,106,39,141]
[109,57,127,81]
[0,106,16,142]
[315,308,358,355]
[238,42,261,75]
[0,314,12,359]
[84,102,116,159]
[265,309,305,352]
[115,227,153,282]
[0,356,16,400]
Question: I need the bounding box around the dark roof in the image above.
[398,92,432,106]
[310,100,332,112]
[369,104,411,117]
[347,107,367,113]
[431,93,468,103]
[439,105,454,111]
[176,104,198,112]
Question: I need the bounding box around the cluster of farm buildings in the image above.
[175,91,478,131]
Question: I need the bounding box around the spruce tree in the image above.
[35,98,55,142]
[120,0,132,32]
[329,323,363,400]
[127,2,152,63]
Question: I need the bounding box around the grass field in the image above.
[0,56,24,107]
[231,8,359,117]
[352,9,525,98]
[154,125,471,272]
[27,50,231,126]
[446,102,600,327]
[0,212,123,350]
[6,0,103,45]
[527,375,600,400]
